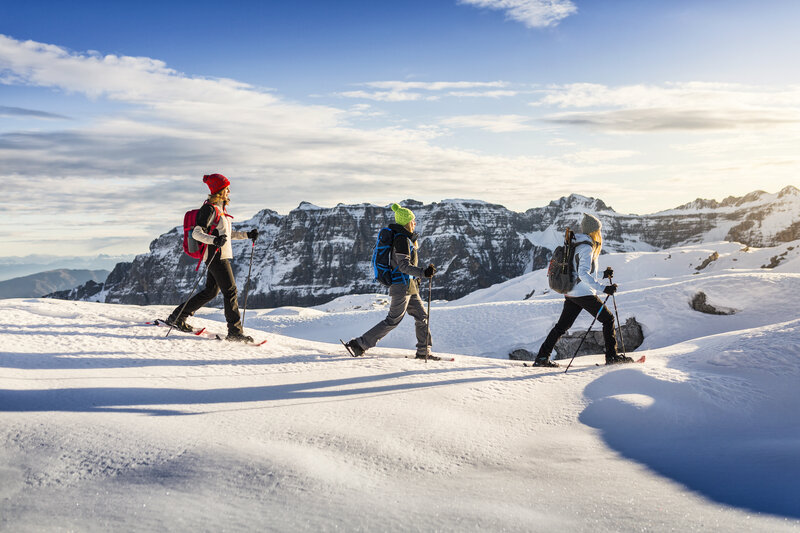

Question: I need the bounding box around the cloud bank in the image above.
[536,82,800,132]
[2,34,798,256]
[0,35,616,255]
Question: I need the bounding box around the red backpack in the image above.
[183,202,222,270]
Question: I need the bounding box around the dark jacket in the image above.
[388,223,426,294]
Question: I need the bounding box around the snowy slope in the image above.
[1,240,800,531]
[252,240,800,358]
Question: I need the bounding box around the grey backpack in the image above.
[547,229,580,294]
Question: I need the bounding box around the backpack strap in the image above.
[201,201,223,230]
[194,203,224,271]
[390,235,415,285]
[572,241,595,281]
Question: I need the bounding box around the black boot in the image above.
[605,354,634,365]
[165,314,193,333]
[532,356,560,367]
[346,340,365,357]
[415,352,442,361]
[226,331,254,343]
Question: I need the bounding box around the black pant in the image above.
[172,256,243,335]
[537,295,617,359]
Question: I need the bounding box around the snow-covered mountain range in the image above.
[49,186,800,307]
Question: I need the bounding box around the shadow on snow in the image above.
[579,368,800,520]
[0,366,549,417]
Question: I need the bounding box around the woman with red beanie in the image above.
[167,173,259,342]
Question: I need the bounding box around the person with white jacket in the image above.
[167,173,258,342]
[533,213,633,367]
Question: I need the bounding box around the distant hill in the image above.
[0,254,133,282]
[0,269,109,299]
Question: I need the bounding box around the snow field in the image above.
[1,240,799,530]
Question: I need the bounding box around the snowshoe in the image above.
[346,339,365,357]
[605,354,635,365]
[165,315,193,333]
[226,332,254,343]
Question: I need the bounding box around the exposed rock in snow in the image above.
[695,251,720,271]
[690,291,737,315]
[508,348,536,361]
[553,316,645,359]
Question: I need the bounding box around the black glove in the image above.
[423,264,437,278]
[603,267,614,279]
[212,234,228,248]
[603,284,618,295]
[247,228,259,242]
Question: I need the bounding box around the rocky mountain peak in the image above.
[399,199,424,208]
[547,194,612,213]
[295,201,323,211]
[720,190,768,207]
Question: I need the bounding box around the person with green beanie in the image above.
[346,203,439,360]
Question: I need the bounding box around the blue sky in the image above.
[2,0,800,256]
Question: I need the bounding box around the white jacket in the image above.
[565,233,609,298]
[192,204,248,260]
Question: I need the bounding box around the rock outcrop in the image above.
[690,292,737,315]
[552,317,645,360]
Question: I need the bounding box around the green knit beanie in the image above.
[391,203,415,226]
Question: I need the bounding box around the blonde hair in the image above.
[208,187,229,206]
[588,229,603,262]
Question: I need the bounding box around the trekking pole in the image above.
[241,240,255,328]
[608,274,627,356]
[564,293,612,373]
[167,248,219,337]
[425,276,433,363]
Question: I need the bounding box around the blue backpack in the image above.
[372,227,415,286]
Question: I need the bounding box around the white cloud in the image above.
[441,114,537,132]
[337,80,513,101]
[337,90,427,102]
[446,90,519,98]
[0,105,68,119]
[459,0,577,28]
[562,149,639,164]
[535,82,800,132]
[363,80,509,91]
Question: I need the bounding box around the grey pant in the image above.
[357,284,431,356]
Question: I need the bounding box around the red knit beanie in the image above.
[203,173,230,195]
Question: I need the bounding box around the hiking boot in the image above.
[346,340,365,357]
[165,314,193,333]
[226,332,254,343]
[415,353,442,361]
[605,354,634,365]
[532,356,560,367]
